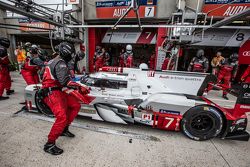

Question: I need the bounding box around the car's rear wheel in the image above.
[181,105,223,141]
[35,90,54,117]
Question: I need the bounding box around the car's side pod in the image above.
[223,83,250,141]
[232,83,250,118]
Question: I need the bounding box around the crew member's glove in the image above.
[67,80,81,89]
[67,81,90,94]
[79,86,90,95]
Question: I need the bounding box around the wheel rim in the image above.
[190,114,214,133]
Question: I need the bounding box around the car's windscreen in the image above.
[81,76,127,89]
[81,76,97,86]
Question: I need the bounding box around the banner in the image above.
[102,28,156,44]
[96,0,157,19]
[19,22,54,32]
[239,40,250,65]
[188,29,250,47]
[202,0,250,17]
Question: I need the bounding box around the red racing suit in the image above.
[161,57,175,70]
[149,55,155,70]
[21,56,43,85]
[121,52,133,68]
[217,59,238,95]
[126,55,133,68]
[119,54,125,67]
[0,46,11,96]
[188,56,209,73]
[42,56,81,143]
[94,51,104,72]
[241,65,250,83]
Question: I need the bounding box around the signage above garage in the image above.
[96,0,157,19]
[202,0,250,17]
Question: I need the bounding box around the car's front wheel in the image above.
[181,105,223,141]
[35,90,54,117]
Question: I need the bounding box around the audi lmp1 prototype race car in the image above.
[24,67,250,141]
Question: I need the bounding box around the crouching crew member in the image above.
[0,37,14,100]
[42,42,89,155]
[188,49,209,73]
[21,45,45,85]
[217,53,238,100]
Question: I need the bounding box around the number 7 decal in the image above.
[145,6,155,17]
[165,117,174,128]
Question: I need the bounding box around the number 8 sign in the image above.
[145,6,155,17]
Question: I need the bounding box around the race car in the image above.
[24,67,250,141]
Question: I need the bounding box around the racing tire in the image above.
[35,90,54,118]
[181,105,223,141]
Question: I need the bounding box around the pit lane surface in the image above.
[0,72,249,167]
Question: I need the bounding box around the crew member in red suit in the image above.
[241,65,250,83]
[149,52,156,70]
[0,37,14,100]
[217,53,238,100]
[21,45,44,85]
[118,48,125,67]
[161,55,175,70]
[42,42,89,155]
[94,46,104,72]
[122,44,133,68]
[188,49,209,73]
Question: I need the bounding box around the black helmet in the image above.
[0,46,7,58]
[38,49,48,61]
[230,53,238,61]
[196,49,204,58]
[0,37,10,48]
[76,50,85,60]
[30,45,38,55]
[59,42,75,62]
[54,45,59,53]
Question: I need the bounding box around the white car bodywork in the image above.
[25,68,212,125]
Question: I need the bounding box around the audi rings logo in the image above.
[243,51,250,56]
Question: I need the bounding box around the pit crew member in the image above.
[94,46,104,72]
[0,37,14,100]
[149,52,156,70]
[188,49,209,73]
[42,42,89,155]
[21,45,45,85]
[122,44,133,68]
[217,53,238,100]
[211,51,224,75]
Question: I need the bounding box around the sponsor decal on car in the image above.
[159,109,180,115]
[142,113,152,120]
[240,105,250,109]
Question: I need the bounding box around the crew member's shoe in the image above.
[6,90,15,95]
[44,142,63,155]
[222,94,229,100]
[60,126,75,137]
[0,96,9,101]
